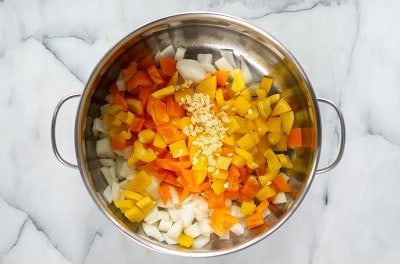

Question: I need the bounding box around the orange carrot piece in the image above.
[215,70,230,87]
[147,65,165,85]
[129,117,145,133]
[287,127,302,148]
[156,124,185,144]
[153,98,169,125]
[206,190,226,209]
[158,183,171,204]
[126,71,153,94]
[154,159,192,172]
[113,92,128,110]
[122,61,138,78]
[111,136,126,150]
[138,86,153,109]
[255,199,269,214]
[159,57,177,77]
[227,166,240,192]
[239,176,260,202]
[245,212,265,229]
[210,208,239,236]
[138,54,155,71]
[166,96,185,118]
[180,169,201,193]
[272,174,292,192]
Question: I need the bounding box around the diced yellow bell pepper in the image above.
[229,68,246,96]
[256,135,271,155]
[222,135,235,146]
[151,85,175,99]
[273,135,288,152]
[256,185,276,201]
[123,190,143,201]
[271,98,291,116]
[175,87,194,103]
[215,88,225,108]
[235,147,253,163]
[246,160,259,170]
[234,96,252,116]
[125,170,152,193]
[124,206,145,222]
[248,147,258,156]
[178,234,194,248]
[126,98,144,115]
[237,133,257,150]
[132,141,157,162]
[194,170,208,184]
[257,98,272,119]
[277,154,293,168]
[240,201,256,215]
[225,116,241,135]
[169,139,189,158]
[254,117,269,136]
[107,104,125,115]
[281,111,294,135]
[195,75,217,99]
[255,88,267,99]
[215,156,232,170]
[267,132,283,145]
[211,179,226,195]
[268,94,281,106]
[192,154,208,171]
[168,71,179,86]
[258,169,279,186]
[266,117,281,133]
[245,106,259,120]
[115,111,135,125]
[102,112,115,126]
[260,75,274,94]
[231,154,246,168]
[264,149,282,172]
[114,199,135,210]
[153,132,167,149]
[138,129,155,144]
[253,153,266,167]
[240,88,253,101]
[136,196,155,213]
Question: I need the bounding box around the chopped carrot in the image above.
[158,183,171,204]
[126,71,153,94]
[205,190,225,209]
[109,83,119,96]
[287,127,302,148]
[272,174,292,192]
[121,61,138,78]
[215,70,230,87]
[113,92,128,110]
[163,173,182,187]
[180,169,201,192]
[156,124,185,144]
[153,98,169,125]
[143,117,155,131]
[111,135,126,150]
[166,96,185,118]
[255,199,269,214]
[154,159,192,172]
[159,57,177,77]
[147,65,165,85]
[138,54,155,70]
[129,117,145,133]
[239,176,260,202]
[245,212,265,229]
[179,187,191,202]
[138,86,153,109]
[227,166,240,192]
[221,146,235,156]
[210,208,239,236]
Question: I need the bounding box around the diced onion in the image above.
[162,233,177,245]
[102,185,112,204]
[159,45,175,59]
[100,166,116,186]
[197,53,213,64]
[92,118,108,137]
[174,47,187,60]
[176,59,207,83]
[273,192,288,204]
[184,222,202,238]
[96,138,115,158]
[144,206,159,224]
[240,56,253,84]
[166,220,183,239]
[168,208,181,222]
[220,49,236,68]
[179,204,195,227]
[200,63,216,74]
[159,219,173,232]
[99,158,115,167]
[142,223,165,242]
[168,186,180,205]
[193,235,210,249]
[214,57,234,71]
[230,222,245,236]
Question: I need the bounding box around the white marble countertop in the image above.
[1,0,399,263]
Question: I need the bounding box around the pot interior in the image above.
[76,13,321,256]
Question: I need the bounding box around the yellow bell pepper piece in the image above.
[271,98,291,116]
[194,170,208,184]
[240,88,253,101]
[138,129,155,144]
[264,149,282,172]
[268,94,280,105]
[273,135,288,152]
[125,170,152,193]
[237,133,257,150]
[260,75,274,94]
[222,135,235,146]
[234,96,252,116]
[225,116,241,135]
[267,132,283,145]
[277,154,293,168]
[255,88,267,99]
[195,75,217,99]
[256,185,276,201]
[229,68,246,96]
[169,139,189,158]
[281,111,294,135]
[115,111,135,125]
[126,98,144,115]
[215,156,232,170]
[215,88,226,108]
[151,85,175,99]
[192,154,208,170]
[178,234,194,248]
[168,71,179,86]
[266,117,281,133]
[114,200,135,210]
[124,206,145,222]
[235,147,253,163]
[254,117,269,136]
[136,196,155,213]
[132,141,157,162]
[123,190,143,201]
[212,169,229,181]
[153,132,167,149]
[175,87,194,103]
[257,98,272,119]
[231,154,246,168]
[211,179,226,195]
[245,106,259,120]
[240,201,256,215]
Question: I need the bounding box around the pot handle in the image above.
[51,93,81,169]
[315,98,346,174]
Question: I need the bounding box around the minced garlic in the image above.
[180,93,228,172]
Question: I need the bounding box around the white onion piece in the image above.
[220,49,236,68]
[113,145,133,160]
[142,223,165,242]
[168,186,180,205]
[193,235,210,249]
[168,208,181,222]
[262,207,271,218]
[215,57,234,71]
[109,166,117,183]
[103,185,112,204]
[197,53,213,64]
[92,118,108,137]
[179,204,195,227]
[162,233,177,245]
[199,219,213,237]
[159,219,173,232]
[100,104,110,116]
[100,166,116,186]
[174,47,187,60]
[176,59,207,83]
[119,179,127,189]
[181,194,194,204]
[184,222,202,238]
[219,231,230,240]
[110,181,120,202]
[153,50,161,64]
[158,210,170,221]
[230,205,244,218]
[96,138,115,158]
[230,222,245,236]
[160,45,175,59]
[156,199,174,209]
[273,192,287,204]
[146,180,159,200]
[166,220,183,239]
[144,206,159,224]
[240,56,253,84]
[99,158,115,167]
[200,63,216,74]
[116,72,126,91]
[119,162,134,179]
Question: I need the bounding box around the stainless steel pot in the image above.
[51,12,345,257]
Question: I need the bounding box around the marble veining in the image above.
[1,0,400,263]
